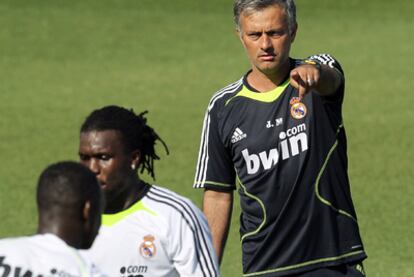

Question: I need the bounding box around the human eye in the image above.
[98,154,112,161]
[79,153,89,161]
[267,30,283,38]
[247,32,261,40]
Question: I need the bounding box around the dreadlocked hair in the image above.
[80,105,169,179]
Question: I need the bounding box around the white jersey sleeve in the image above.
[0,234,107,277]
[147,186,220,277]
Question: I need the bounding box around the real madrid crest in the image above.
[290,100,307,119]
[289,97,300,106]
[139,235,157,258]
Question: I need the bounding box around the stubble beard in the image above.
[258,56,290,81]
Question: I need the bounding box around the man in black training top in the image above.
[193,0,367,276]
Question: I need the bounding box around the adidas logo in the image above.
[231,128,247,143]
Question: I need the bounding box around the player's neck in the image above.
[104,178,148,214]
[37,220,83,249]
[248,62,290,92]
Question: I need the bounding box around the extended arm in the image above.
[203,189,233,265]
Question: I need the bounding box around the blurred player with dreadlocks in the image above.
[78,105,219,277]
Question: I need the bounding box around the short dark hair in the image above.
[233,0,297,32]
[37,161,101,219]
[80,105,169,179]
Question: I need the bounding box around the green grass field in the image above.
[1,0,413,276]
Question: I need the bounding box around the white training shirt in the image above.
[85,185,219,277]
[0,233,106,277]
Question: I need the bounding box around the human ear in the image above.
[130,150,141,170]
[236,28,248,50]
[83,201,91,221]
[290,23,298,43]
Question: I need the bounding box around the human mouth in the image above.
[259,53,275,61]
[98,180,107,189]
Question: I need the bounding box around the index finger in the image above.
[290,70,307,100]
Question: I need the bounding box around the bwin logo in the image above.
[0,256,43,277]
[0,256,76,277]
[242,124,308,174]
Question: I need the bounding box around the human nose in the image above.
[88,158,100,175]
[260,34,272,50]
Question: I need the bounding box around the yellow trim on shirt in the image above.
[102,201,157,227]
[226,78,290,105]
